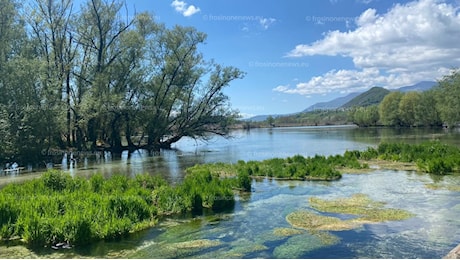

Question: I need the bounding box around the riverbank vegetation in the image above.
[186,152,370,182]
[351,141,460,175]
[1,141,458,248]
[0,0,244,166]
[0,169,244,247]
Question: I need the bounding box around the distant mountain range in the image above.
[303,92,360,112]
[246,81,437,122]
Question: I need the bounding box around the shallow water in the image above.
[1,126,459,258]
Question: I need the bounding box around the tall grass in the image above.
[0,169,237,247]
[355,141,460,175]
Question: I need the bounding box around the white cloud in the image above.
[171,0,200,17]
[280,0,460,96]
[259,17,276,30]
[273,84,290,92]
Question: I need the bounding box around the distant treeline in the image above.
[251,70,460,128]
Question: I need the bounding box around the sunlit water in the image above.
[1,126,459,258]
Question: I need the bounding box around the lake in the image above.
[1,125,459,258]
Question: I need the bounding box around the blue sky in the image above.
[126,0,460,118]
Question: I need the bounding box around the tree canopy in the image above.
[0,0,244,165]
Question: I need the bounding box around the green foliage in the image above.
[379,92,403,126]
[436,70,460,127]
[342,87,390,108]
[398,92,421,126]
[350,105,380,127]
[351,141,460,175]
[237,171,252,192]
[0,170,237,247]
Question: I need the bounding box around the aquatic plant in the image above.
[286,211,358,231]
[0,170,237,247]
[308,194,414,222]
[356,141,460,175]
[272,227,304,236]
[273,233,339,258]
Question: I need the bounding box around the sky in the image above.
[123,0,460,118]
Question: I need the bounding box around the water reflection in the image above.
[2,126,460,185]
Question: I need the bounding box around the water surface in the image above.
[1,126,459,258]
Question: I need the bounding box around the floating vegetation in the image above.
[273,227,304,237]
[286,211,358,231]
[286,194,413,235]
[273,233,339,258]
[308,194,414,222]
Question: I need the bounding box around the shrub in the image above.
[42,170,72,191]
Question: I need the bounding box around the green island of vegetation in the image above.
[286,194,414,232]
[0,141,459,249]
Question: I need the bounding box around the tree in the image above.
[379,92,403,126]
[415,90,442,127]
[399,92,421,127]
[436,69,460,127]
[352,106,379,127]
[29,0,77,148]
[140,25,245,150]
[266,115,275,127]
[0,0,244,164]
[76,0,134,152]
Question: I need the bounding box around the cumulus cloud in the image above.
[171,0,200,17]
[278,0,460,96]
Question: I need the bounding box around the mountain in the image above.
[303,92,360,112]
[246,81,437,122]
[396,81,437,92]
[341,87,390,108]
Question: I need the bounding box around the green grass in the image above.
[0,169,239,247]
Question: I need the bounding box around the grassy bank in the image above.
[0,169,242,247]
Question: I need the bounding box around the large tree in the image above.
[398,92,421,127]
[379,92,403,126]
[436,70,460,127]
[140,25,244,150]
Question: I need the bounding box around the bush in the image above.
[237,171,251,192]
[42,170,72,191]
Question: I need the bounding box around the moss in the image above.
[273,227,304,236]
